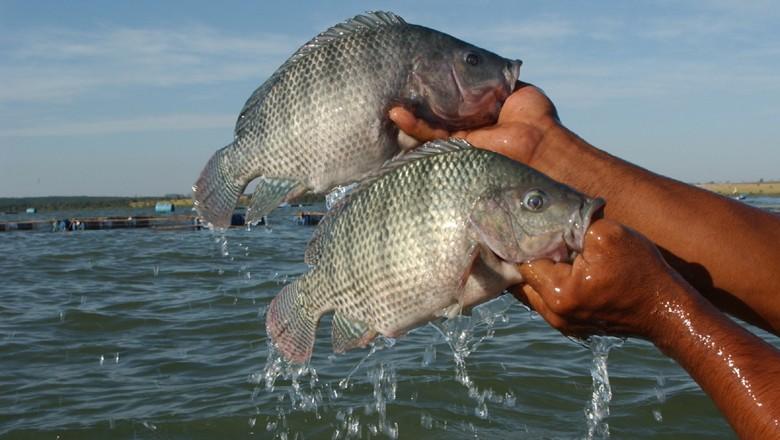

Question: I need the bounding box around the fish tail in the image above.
[266,279,320,364]
[192,141,251,229]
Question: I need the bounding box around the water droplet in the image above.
[420,413,433,429]
[475,401,488,419]
[422,344,436,366]
[504,391,516,407]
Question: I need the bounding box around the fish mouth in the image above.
[505,59,522,93]
[445,60,521,128]
[564,197,606,257]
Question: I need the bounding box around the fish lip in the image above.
[564,197,606,255]
[506,59,522,92]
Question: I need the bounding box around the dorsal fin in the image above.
[316,11,406,41]
[356,137,475,190]
[303,138,473,266]
[236,12,406,137]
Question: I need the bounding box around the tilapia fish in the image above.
[193,11,521,228]
[266,139,605,363]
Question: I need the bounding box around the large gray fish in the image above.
[193,11,521,228]
[266,139,605,364]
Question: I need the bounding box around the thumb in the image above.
[388,107,449,142]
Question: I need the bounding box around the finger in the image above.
[519,284,571,332]
[518,284,550,317]
[519,259,573,303]
[513,80,531,91]
[509,284,530,307]
[388,107,450,142]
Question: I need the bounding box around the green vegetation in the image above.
[0,192,326,213]
[0,196,188,212]
[697,181,780,197]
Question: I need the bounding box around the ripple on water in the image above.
[3,203,772,438]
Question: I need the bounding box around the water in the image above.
[2,198,778,439]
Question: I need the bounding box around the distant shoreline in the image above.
[696,181,780,197]
[0,193,325,213]
[1,183,777,212]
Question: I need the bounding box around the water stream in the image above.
[583,336,624,440]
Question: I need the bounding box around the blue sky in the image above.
[1,0,778,197]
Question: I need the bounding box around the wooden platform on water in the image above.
[294,211,325,226]
[0,215,202,233]
[0,211,325,232]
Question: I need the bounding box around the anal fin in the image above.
[247,177,305,225]
[332,312,376,354]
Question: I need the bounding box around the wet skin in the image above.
[390,82,780,438]
[520,220,780,439]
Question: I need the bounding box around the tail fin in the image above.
[192,142,249,229]
[265,280,319,364]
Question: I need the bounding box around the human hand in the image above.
[514,219,693,340]
[389,82,560,164]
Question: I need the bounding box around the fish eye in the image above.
[465,52,480,66]
[522,190,546,212]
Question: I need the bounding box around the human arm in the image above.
[517,219,780,439]
[390,83,780,333]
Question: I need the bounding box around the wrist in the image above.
[529,124,601,189]
[644,274,713,355]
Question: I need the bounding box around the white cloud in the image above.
[0,25,300,103]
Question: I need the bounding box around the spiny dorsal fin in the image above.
[304,138,473,266]
[356,137,475,190]
[236,12,406,136]
[317,11,406,41]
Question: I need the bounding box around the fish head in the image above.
[408,33,521,130]
[470,181,604,264]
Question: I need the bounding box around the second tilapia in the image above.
[266,139,604,364]
[193,11,521,228]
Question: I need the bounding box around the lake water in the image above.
[2,197,778,439]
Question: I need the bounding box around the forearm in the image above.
[652,278,780,438]
[528,125,780,332]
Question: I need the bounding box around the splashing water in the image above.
[325,184,358,211]
[582,335,624,440]
[653,373,666,422]
[256,296,516,438]
[430,295,517,420]
[258,336,401,439]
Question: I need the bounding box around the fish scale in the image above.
[266,139,605,363]
[193,11,521,228]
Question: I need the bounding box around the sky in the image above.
[0,0,778,197]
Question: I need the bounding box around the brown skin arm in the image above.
[517,219,780,439]
[389,83,780,334]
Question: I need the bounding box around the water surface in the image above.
[2,198,777,439]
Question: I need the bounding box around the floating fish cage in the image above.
[0,215,202,233]
[154,202,175,213]
[294,211,325,226]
